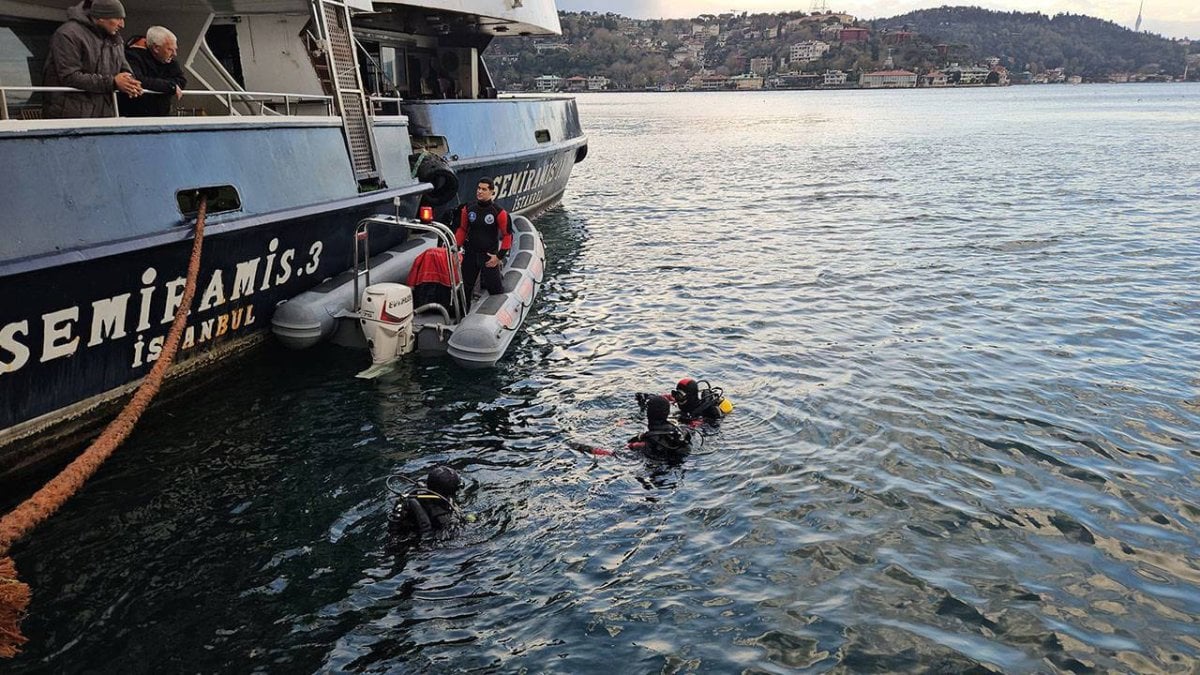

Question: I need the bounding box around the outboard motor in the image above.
[357,283,414,378]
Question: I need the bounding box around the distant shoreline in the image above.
[513,80,1194,95]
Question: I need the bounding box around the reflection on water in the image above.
[9,85,1200,673]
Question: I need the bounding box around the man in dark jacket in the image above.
[43,0,142,119]
[453,178,512,296]
[119,26,187,116]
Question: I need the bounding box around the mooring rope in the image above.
[0,196,208,658]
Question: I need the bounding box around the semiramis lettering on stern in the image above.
[492,154,574,207]
[0,237,325,377]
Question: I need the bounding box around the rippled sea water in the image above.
[9,85,1200,673]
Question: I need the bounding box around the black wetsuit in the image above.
[388,490,457,536]
[454,200,511,296]
[677,390,725,424]
[628,421,693,461]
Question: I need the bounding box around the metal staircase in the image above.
[310,0,382,187]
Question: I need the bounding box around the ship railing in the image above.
[368,95,404,116]
[0,86,340,121]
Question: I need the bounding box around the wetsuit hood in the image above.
[427,465,461,499]
[646,395,671,423]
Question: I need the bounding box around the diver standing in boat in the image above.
[454,178,511,298]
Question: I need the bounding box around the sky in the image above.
[555,1,1198,39]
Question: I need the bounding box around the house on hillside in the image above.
[860,69,917,88]
[944,65,991,85]
[823,69,847,85]
[790,41,830,63]
[731,73,765,89]
[919,71,948,86]
[698,74,731,90]
[534,75,562,92]
[839,27,870,43]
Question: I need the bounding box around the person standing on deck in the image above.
[454,178,512,297]
[119,26,187,117]
[43,0,142,119]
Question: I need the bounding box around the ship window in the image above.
[379,46,405,94]
[176,186,242,218]
[411,135,449,155]
[0,17,57,111]
[535,129,551,143]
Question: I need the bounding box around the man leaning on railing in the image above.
[119,26,187,117]
[42,0,143,119]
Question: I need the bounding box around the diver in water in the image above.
[627,395,694,461]
[636,377,733,426]
[672,378,731,424]
[388,465,462,537]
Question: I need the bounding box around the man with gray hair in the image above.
[119,25,188,116]
[43,0,143,118]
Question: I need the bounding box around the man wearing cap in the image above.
[43,0,143,119]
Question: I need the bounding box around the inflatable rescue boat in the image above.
[270,212,544,375]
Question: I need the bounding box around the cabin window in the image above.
[176,186,242,219]
[535,129,551,144]
[379,47,401,93]
[0,17,57,113]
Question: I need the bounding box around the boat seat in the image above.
[510,251,532,270]
[474,294,506,316]
[502,270,522,293]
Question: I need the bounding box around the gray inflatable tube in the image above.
[272,234,438,349]
[447,215,545,368]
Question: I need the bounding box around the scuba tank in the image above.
[673,378,733,420]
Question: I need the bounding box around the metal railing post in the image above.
[0,89,8,121]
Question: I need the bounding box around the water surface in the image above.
[9,84,1200,673]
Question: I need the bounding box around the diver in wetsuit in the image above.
[388,465,462,537]
[627,395,694,461]
[671,378,730,424]
[635,377,732,426]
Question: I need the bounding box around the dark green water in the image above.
[8,84,1200,673]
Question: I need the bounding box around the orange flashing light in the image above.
[418,205,434,223]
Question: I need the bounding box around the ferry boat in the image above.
[0,0,587,481]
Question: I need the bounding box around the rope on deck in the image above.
[0,197,208,658]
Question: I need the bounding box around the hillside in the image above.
[486,6,1196,91]
[879,7,1189,79]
